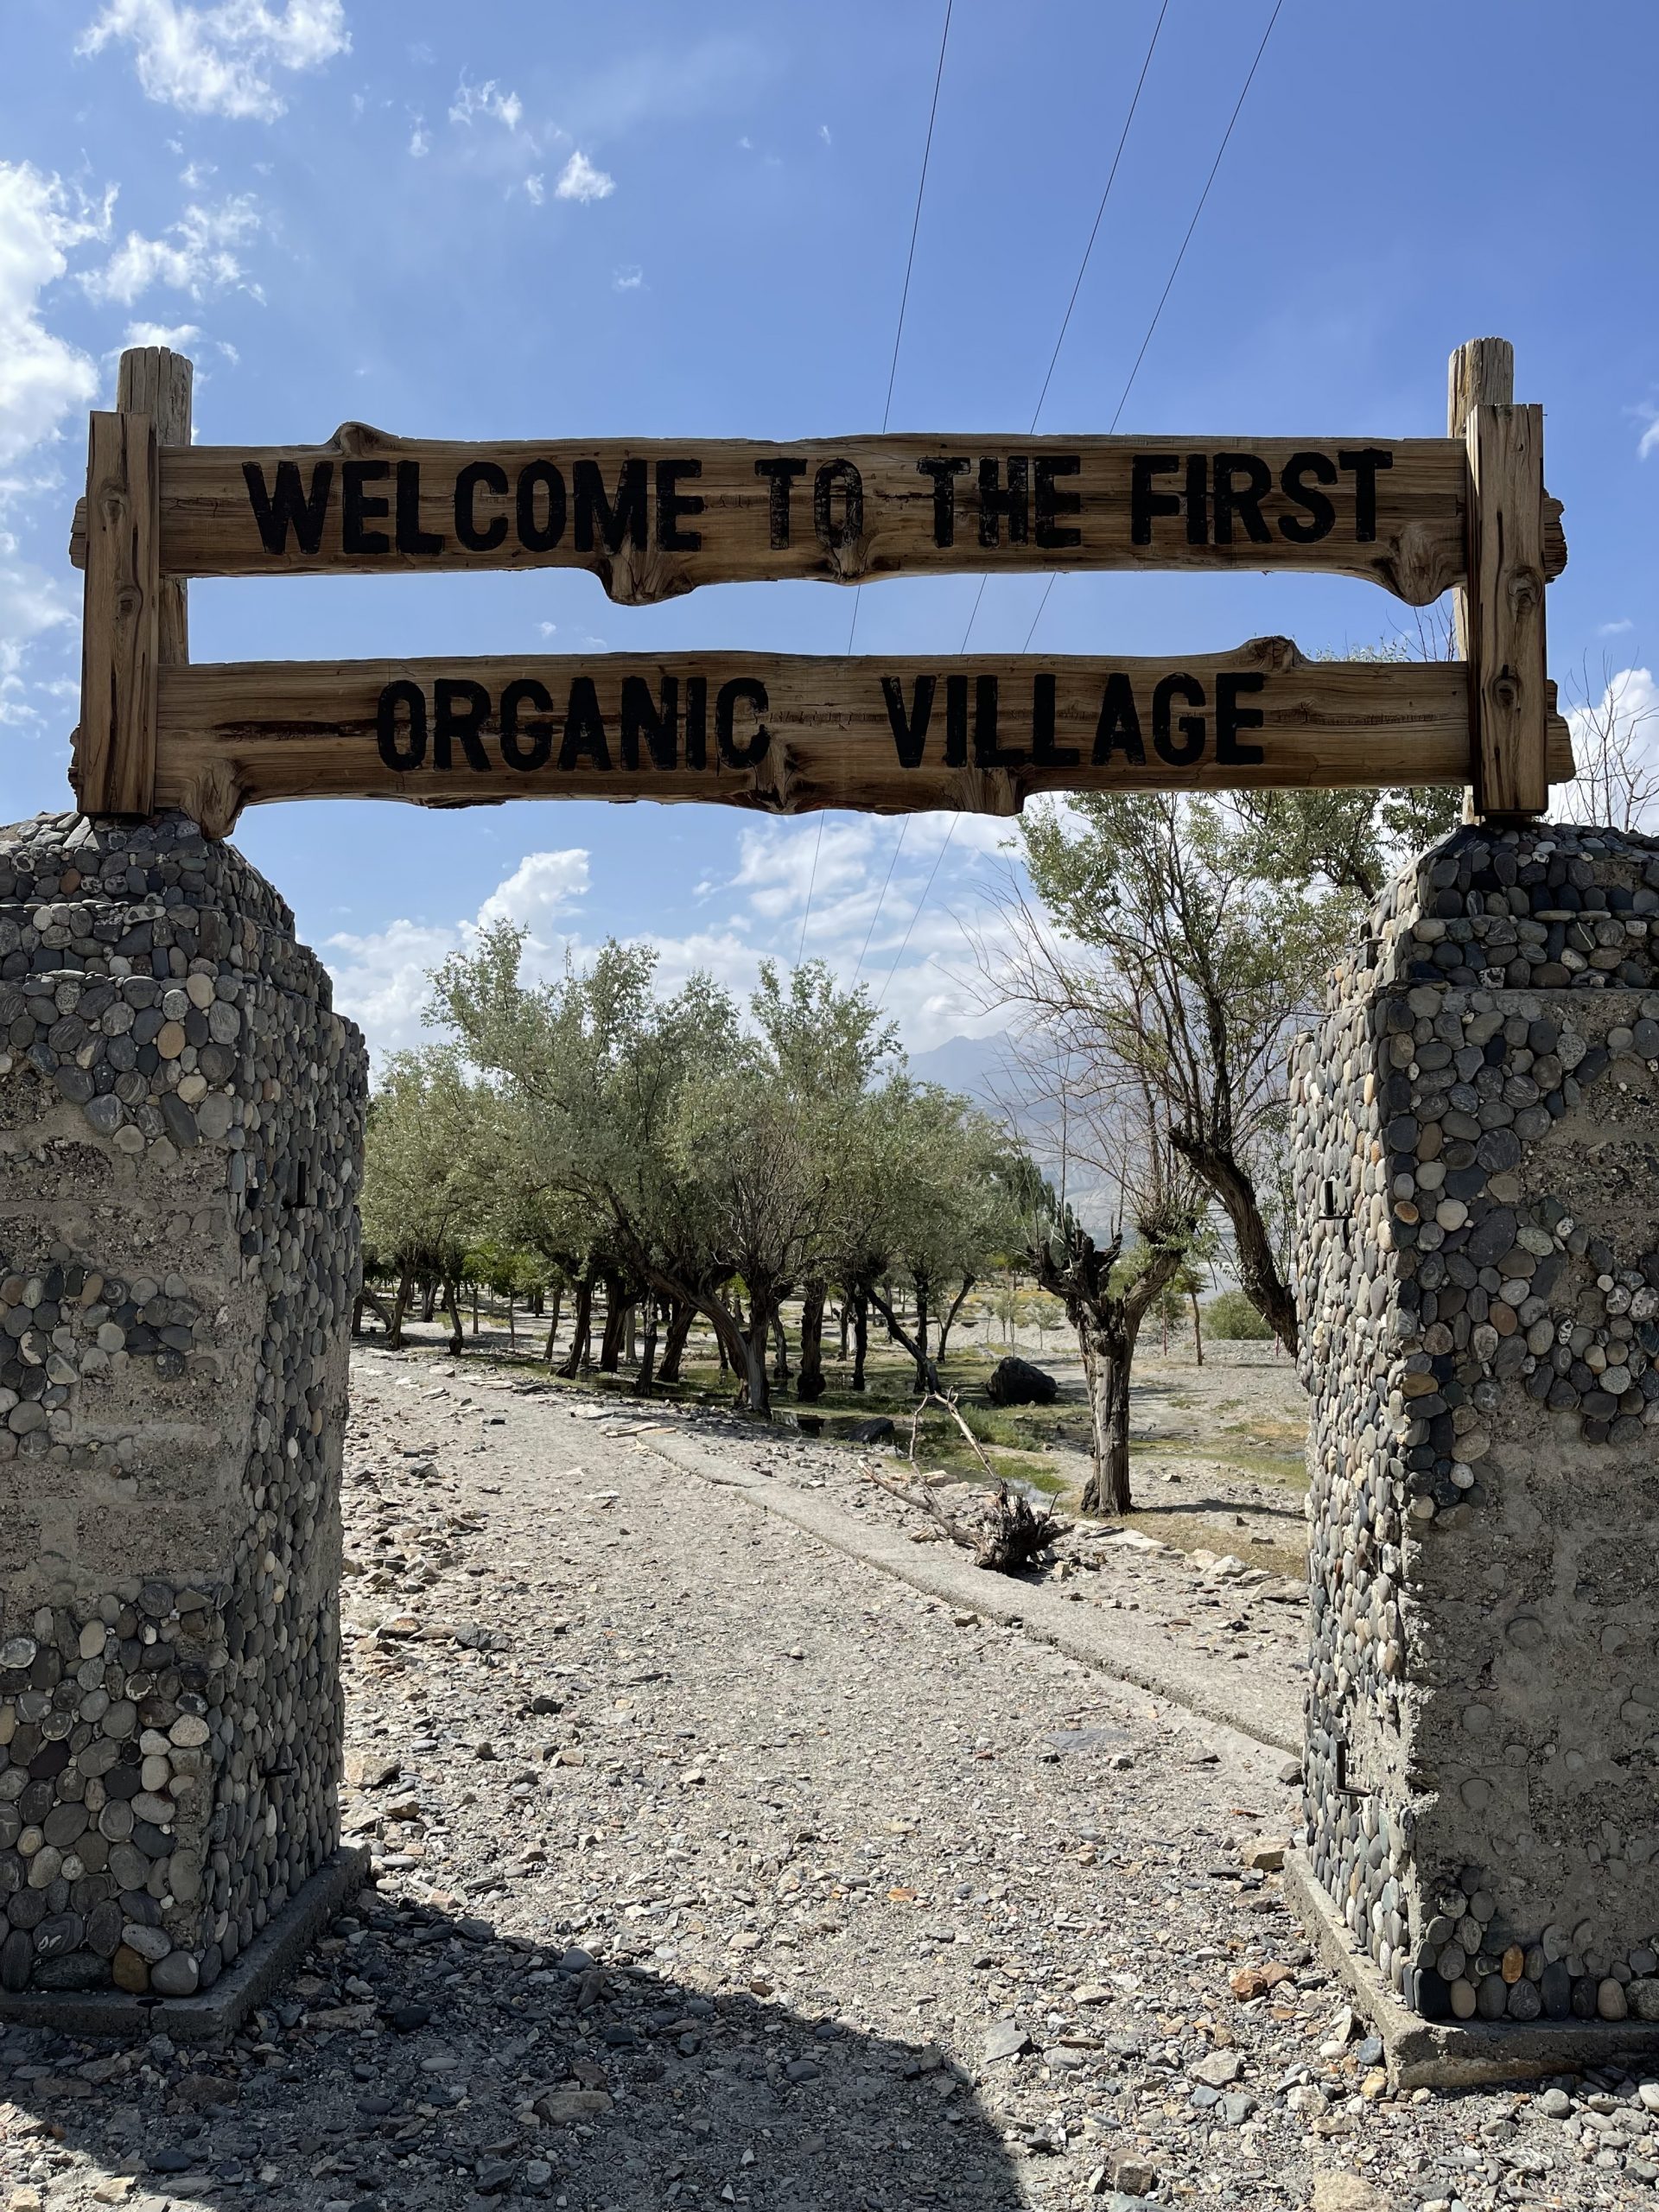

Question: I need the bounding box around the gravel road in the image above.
[3,1347,1656,2212]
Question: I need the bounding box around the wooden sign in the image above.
[68,339,1570,829]
[148,639,1571,840]
[71,425,1567,610]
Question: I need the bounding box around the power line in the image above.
[876,0,1174,995]
[960,0,1169,657]
[800,0,954,965]
[1020,0,1286,656]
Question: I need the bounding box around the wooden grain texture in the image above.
[73,410,160,817]
[117,346,193,664]
[149,637,1574,839]
[88,427,1506,607]
[1446,337,1515,663]
[1465,404,1550,817]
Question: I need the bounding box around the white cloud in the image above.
[1640,410,1659,462]
[78,0,350,122]
[613,264,642,291]
[179,159,214,188]
[121,317,202,349]
[0,162,105,469]
[477,849,591,941]
[1599,618,1635,637]
[408,118,429,158]
[818,123,831,145]
[553,151,613,204]
[80,194,260,305]
[524,174,544,206]
[325,848,591,1058]
[448,78,523,131]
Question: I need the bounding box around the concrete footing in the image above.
[1286,1845,1659,2090]
[0,1844,369,2042]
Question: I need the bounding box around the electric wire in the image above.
[874,0,1175,998]
[799,0,954,965]
[1017,0,1286,657]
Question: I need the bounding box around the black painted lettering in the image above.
[243,459,333,556]
[573,459,647,553]
[517,461,567,553]
[1184,452,1208,544]
[433,678,491,772]
[1279,451,1337,543]
[918,457,970,546]
[974,675,1024,768]
[716,678,771,768]
[881,675,936,769]
[1092,673,1145,765]
[559,677,613,771]
[977,457,1029,547]
[1212,454,1273,545]
[395,459,443,556]
[454,461,508,550]
[685,676,708,771]
[1030,672,1077,767]
[656,460,702,551]
[620,675,680,770]
[1130,454,1180,545]
[500,678,554,771]
[1338,448,1392,543]
[1216,671,1266,766]
[341,460,391,556]
[813,461,863,555]
[753,458,806,548]
[944,673,969,767]
[1033,455,1081,549]
[1152,673,1205,766]
[376,679,427,771]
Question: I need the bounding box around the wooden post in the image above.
[72,347,191,817]
[117,346,193,665]
[1448,336,1549,819]
[74,410,161,817]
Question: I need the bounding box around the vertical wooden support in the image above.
[117,346,193,665]
[1447,337,1548,820]
[74,410,161,817]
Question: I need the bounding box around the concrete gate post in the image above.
[0,811,366,2017]
[1289,821,1659,2068]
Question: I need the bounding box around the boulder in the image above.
[847,1416,896,1445]
[987,1356,1058,1408]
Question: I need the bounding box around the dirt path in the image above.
[1,1349,1652,2210]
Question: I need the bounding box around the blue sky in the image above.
[2,0,1655,1060]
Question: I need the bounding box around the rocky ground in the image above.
[3,1346,1658,2211]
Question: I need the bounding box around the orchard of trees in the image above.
[360,943,1033,1421]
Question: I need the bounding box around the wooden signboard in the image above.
[70,338,1568,832]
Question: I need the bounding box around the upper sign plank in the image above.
[92,427,1561,608]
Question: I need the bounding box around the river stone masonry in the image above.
[0,810,365,2004]
[1292,821,1659,2035]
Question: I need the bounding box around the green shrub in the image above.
[1205,1289,1274,1340]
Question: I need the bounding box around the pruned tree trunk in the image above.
[442,1275,465,1357]
[421,1279,438,1324]
[507,1293,515,1350]
[836,1299,850,1357]
[471,1281,480,1335]
[633,1300,659,1396]
[867,1284,940,1395]
[599,1279,628,1372]
[542,1284,563,1364]
[353,1284,394,1337]
[743,1302,773,1418]
[386,1261,416,1350]
[1078,1313,1135,1516]
[1168,1132,1298,1353]
[626,1305,639,1366]
[658,1298,694,1385]
[558,1274,594,1378]
[1191,1290,1204,1366]
[935,1274,975,1365]
[772,1313,791,1384]
[851,1288,869,1393]
[796,1280,826,1402]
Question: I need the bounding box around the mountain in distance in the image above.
[904,1029,1117,1230]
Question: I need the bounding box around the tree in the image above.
[360,1048,493,1351]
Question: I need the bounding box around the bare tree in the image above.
[1557,654,1659,831]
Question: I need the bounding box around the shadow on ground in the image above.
[0,1886,1028,2211]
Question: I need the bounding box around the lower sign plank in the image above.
[149,636,1573,837]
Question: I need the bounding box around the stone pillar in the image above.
[1291,822,1659,2037]
[0,811,365,2005]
